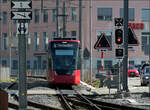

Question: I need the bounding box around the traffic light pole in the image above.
[123,0,129,92]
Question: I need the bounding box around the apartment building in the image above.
[88,0,150,70]
[0,0,150,74]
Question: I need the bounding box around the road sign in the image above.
[17,23,28,34]
[128,26,139,46]
[11,11,32,20]
[94,33,111,49]
[11,1,32,9]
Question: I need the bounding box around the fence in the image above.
[0,66,10,82]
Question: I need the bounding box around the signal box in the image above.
[115,29,123,45]
[115,48,124,58]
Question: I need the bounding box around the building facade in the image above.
[0,0,150,74]
[88,0,150,71]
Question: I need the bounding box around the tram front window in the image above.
[52,49,78,70]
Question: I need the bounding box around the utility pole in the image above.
[56,0,59,38]
[41,0,43,12]
[10,0,32,109]
[79,0,83,80]
[89,0,92,84]
[18,20,27,109]
[123,0,129,92]
[62,1,66,38]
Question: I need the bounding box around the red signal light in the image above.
[117,38,121,42]
[115,29,123,45]
[98,44,101,47]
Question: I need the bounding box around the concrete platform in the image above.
[80,78,149,95]
[27,89,93,95]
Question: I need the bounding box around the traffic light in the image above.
[115,48,124,57]
[115,29,123,45]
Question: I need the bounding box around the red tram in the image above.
[47,38,80,84]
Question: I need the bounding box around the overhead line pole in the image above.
[56,0,59,38]
[63,1,66,38]
[123,0,129,92]
[79,0,83,80]
[89,0,92,84]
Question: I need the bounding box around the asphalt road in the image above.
[128,77,150,93]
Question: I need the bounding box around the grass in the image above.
[85,79,100,88]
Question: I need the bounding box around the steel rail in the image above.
[8,102,19,109]
[86,97,146,110]
[74,90,102,110]
[9,93,61,110]
[57,88,73,110]
[5,82,17,90]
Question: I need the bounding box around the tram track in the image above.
[2,79,148,110]
[8,93,62,110]
[56,87,146,110]
[56,87,101,110]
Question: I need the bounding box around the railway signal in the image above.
[11,1,32,9]
[115,48,124,58]
[128,26,139,46]
[94,33,111,49]
[115,29,123,45]
[115,18,123,26]
[11,11,32,20]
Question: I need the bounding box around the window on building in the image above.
[97,7,112,21]
[42,60,47,69]
[43,9,48,23]
[33,60,37,69]
[120,8,135,21]
[141,32,150,55]
[2,60,7,67]
[129,61,134,65]
[2,0,7,3]
[104,60,112,70]
[61,7,67,22]
[42,32,48,51]
[13,20,16,24]
[33,32,39,51]
[52,31,56,40]
[26,33,31,51]
[13,32,16,37]
[71,31,76,38]
[12,60,18,70]
[2,33,7,51]
[142,8,150,22]
[97,60,101,72]
[70,7,76,22]
[34,9,40,23]
[2,11,7,24]
[27,60,31,70]
[52,9,56,22]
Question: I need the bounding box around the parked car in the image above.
[140,66,150,86]
[128,65,139,77]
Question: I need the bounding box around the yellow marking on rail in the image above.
[0,78,16,82]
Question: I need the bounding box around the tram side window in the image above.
[48,57,52,70]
